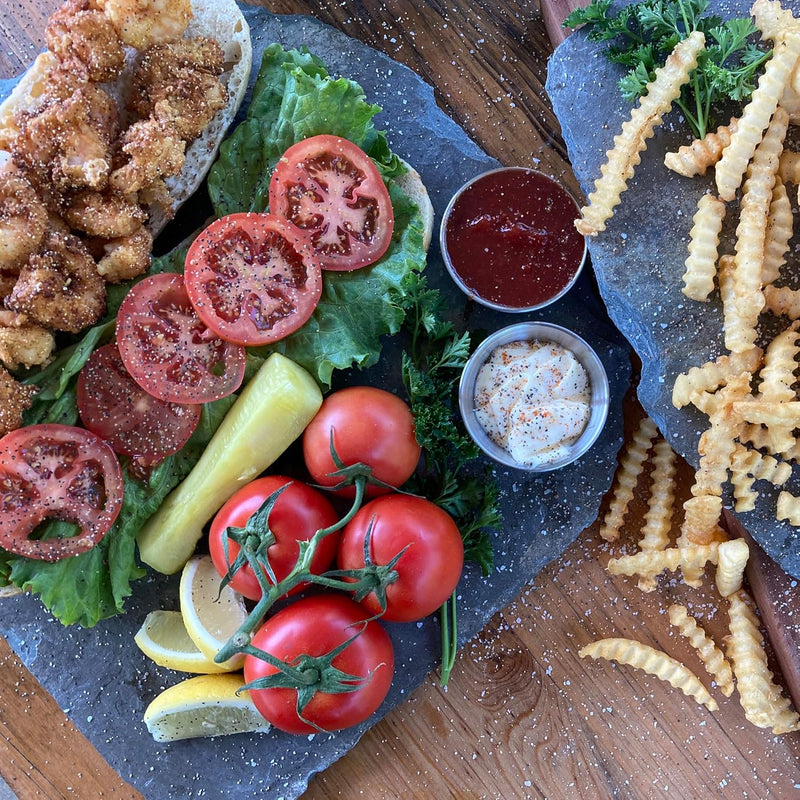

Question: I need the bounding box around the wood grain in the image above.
[0,2,798,799]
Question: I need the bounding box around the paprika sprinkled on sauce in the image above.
[473,339,591,467]
[441,168,586,311]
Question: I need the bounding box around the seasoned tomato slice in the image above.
[77,344,201,465]
[184,213,322,346]
[116,273,246,403]
[0,424,124,561]
[268,135,394,271]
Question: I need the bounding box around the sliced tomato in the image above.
[0,424,124,561]
[184,212,322,346]
[116,273,245,403]
[269,135,394,271]
[77,343,201,464]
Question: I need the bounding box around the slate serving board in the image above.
[547,0,800,579]
[0,6,631,799]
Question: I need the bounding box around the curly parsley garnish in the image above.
[398,272,500,685]
[564,0,771,139]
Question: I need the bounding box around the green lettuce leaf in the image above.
[208,44,424,385]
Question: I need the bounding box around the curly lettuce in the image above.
[209,44,428,386]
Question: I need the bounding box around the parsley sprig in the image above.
[564,0,771,139]
[398,272,500,684]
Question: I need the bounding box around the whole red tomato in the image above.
[302,386,421,496]
[209,475,340,600]
[243,593,394,734]
[337,494,464,622]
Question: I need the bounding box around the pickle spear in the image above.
[137,353,322,574]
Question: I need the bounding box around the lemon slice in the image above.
[180,554,248,670]
[134,610,232,674]
[143,673,271,742]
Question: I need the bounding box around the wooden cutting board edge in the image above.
[541,0,800,713]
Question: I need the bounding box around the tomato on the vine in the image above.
[243,593,394,734]
[268,134,394,272]
[116,272,245,404]
[184,212,322,346]
[77,343,200,465]
[302,386,420,496]
[337,494,464,622]
[208,475,340,601]
[0,424,124,561]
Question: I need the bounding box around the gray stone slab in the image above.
[547,0,800,578]
[0,6,631,800]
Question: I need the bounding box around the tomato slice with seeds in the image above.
[184,213,322,346]
[0,424,123,561]
[268,135,394,272]
[116,273,245,404]
[77,343,201,465]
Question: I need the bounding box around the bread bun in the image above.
[396,159,434,252]
[0,0,252,237]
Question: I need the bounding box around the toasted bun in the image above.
[0,0,252,237]
[396,159,434,252]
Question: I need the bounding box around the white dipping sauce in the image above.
[473,339,591,467]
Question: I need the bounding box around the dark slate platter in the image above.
[0,6,630,800]
[547,0,800,579]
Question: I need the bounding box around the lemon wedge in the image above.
[143,673,271,742]
[134,610,232,674]
[180,554,248,671]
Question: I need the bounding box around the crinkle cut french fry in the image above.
[679,497,728,557]
[757,320,800,402]
[682,193,726,301]
[733,398,800,427]
[731,442,792,511]
[692,372,751,504]
[726,590,800,733]
[777,490,800,524]
[672,348,762,409]
[751,0,800,40]
[579,637,718,711]
[664,117,739,177]
[778,150,800,185]
[724,107,789,353]
[637,438,678,592]
[763,284,800,319]
[762,178,793,285]
[715,35,800,202]
[607,543,719,585]
[575,31,705,236]
[668,604,734,696]
[716,538,749,597]
[599,415,658,542]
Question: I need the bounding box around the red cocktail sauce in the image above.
[442,168,585,310]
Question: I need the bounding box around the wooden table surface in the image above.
[1,2,799,799]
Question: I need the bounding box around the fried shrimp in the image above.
[109,118,186,194]
[149,68,228,141]
[0,364,36,436]
[45,0,125,83]
[5,228,105,333]
[0,170,48,270]
[129,38,227,141]
[13,85,118,194]
[64,188,147,237]
[0,311,56,370]
[101,0,191,50]
[96,223,152,282]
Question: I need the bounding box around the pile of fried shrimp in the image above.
[0,0,229,436]
[573,0,800,735]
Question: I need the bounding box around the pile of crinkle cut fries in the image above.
[575,0,800,736]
